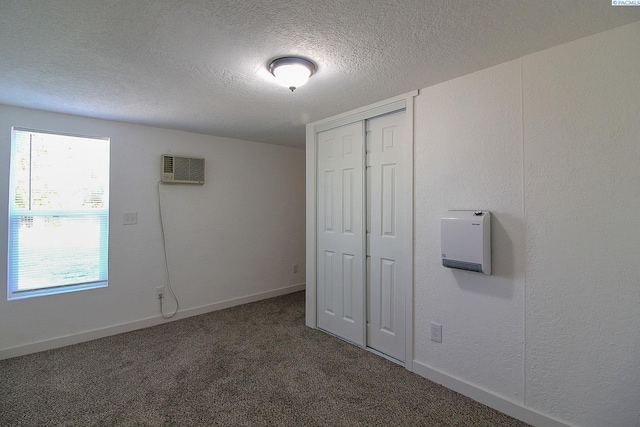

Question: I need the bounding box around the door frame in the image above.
[305,90,418,370]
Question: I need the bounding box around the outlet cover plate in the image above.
[431,322,442,343]
[123,212,137,225]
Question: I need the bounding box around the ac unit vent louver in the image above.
[161,155,205,185]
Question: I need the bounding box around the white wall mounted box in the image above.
[441,210,491,275]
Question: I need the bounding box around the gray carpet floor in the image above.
[0,291,529,426]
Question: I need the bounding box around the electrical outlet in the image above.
[123,212,137,225]
[431,322,442,343]
[156,287,165,299]
[292,263,299,274]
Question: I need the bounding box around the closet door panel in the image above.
[316,121,365,346]
[366,111,410,362]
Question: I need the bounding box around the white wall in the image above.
[0,106,306,357]
[522,21,640,427]
[413,21,640,427]
[414,58,526,400]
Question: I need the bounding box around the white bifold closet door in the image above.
[316,121,366,346]
[365,111,409,362]
[316,111,409,362]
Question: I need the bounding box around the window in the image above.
[8,128,110,300]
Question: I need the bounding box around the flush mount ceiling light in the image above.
[268,57,316,92]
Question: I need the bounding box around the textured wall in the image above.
[522,22,640,427]
[414,59,526,402]
[413,21,640,427]
[0,106,306,354]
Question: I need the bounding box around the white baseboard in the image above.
[412,360,573,427]
[0,283,305,360]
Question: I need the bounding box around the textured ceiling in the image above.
[1,1,639,148]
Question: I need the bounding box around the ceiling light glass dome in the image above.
[268,57,316,92]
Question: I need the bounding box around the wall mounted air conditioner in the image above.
[161,155,205,185]
[441,210,491,275]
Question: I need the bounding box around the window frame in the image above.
[7,127,110,300]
